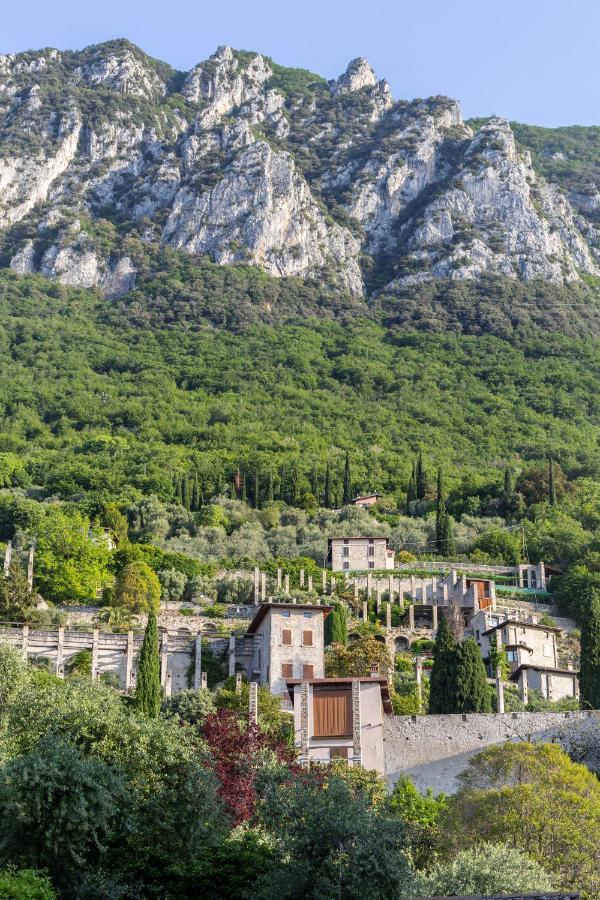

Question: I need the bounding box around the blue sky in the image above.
[3,0,599,126]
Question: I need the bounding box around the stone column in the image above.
[415,657,423,708]
[432,576,438,599]
[376,583,382,613]
[253,567,260,605]
[249,681,258,725]
[300,682,310,767]
[193,632,202,689]
[165,671,172,699]
[366,573,372,598]
[3,540,12,576]
[284,574,290,595]
[322,570,327,592]
[408,603,415,630]
[126,630,134,689]
[410,575,416,600]
[235,672,242,693]
[201,672,208,689]
[160,632,168,689]
[300,568,305,588]
[91,628,99,681]
[228,634,236,676]
[432,604,438,632]
[307,574,313,593]
[519,667,529,705]
[362,600,368,622]
[56,626,64,678]
[386,600,392,631]
[21,624,29,662]
[330,576,336,594]
[277,567,282,590]
[27,545,35,593]
[261,572,267,602]
[496,668,505,713]
[388,574,394,605]
[351,679,362,767]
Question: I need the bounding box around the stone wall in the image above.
[384,710,600,794]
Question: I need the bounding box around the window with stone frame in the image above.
[281,662,293,678]
[282,628,292,645]
[302,630,313,646]
[303,663,314,679]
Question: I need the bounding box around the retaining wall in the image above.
[383,710,600,794]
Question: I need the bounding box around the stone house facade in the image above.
[328,536,395,571]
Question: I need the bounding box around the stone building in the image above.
[471,610,579,702]
[328,536,395,571]
[350,493,380,509]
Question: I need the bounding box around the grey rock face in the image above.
[0,39,598,298]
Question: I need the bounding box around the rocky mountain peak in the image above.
[75,42,167,100]
[333,57,379,95]
[182,45,272,127]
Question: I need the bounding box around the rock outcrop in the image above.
[0,38,598,298]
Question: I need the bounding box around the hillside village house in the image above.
[328,536,395,571]
[233,602,391,773]
[350,493,380,509]
[471,609,579,702]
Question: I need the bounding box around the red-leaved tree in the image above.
[202,709,296,825]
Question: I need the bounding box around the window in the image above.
[343,538,349,545]
[368,538,374,544]
[281,663,293,678]
[342,546,349,557]
[343,561,350,570]
[282,629,292,645]
[368,561,374,569]
[282,610,290,617]
[313,688,352,738]
[543,642,553,658]
[330,746,349,760]
[507,650,517,662]
[303,612,312,618]
[302,630,313,647]
[368,545,375,557]
[303,664,314,679]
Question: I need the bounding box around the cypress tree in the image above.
[406,465,416,513]
[454,638,492,712]
[503,466,515,504]
[428,614,459,713]
[267,470,274,504]
[416,450,427,501]
[241,474,247,504]
[215,472,222,497]
[310,464,319,498]
[254,469,260,509]
[436,469,448,554]
[182,475,191,511]
[580,588,600,709]
[325,602,348,646]
[549,458,557,506]
[323,462,331,508]
[191,473,200,511]
[342,452,352,505]
[135,611,161,718]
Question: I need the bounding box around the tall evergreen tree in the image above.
[134,611,161,718]
[454,638,492,712]
[254,469,260,509]
[310,464,319,499]
[416,450,427,500]
[549,458,557,506]
[215,472,222,497]
[342,452,352,505]
[503,466,515,504]
[181,475,191,511]
[406,465,416,513]
[325,602,348,646]
[580,588,600,709]
[191,473,200,511]
[428,614,459,714]
[267,470,274,505]
[323,462,331,509]
[241,474,247,504]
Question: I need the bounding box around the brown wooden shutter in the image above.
[282,629,292,645]
[302,630,313,646]
[313,689,352,737]
[303,664,314,679]
[281,663,293,678]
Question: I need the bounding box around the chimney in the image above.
[370,663,379,677]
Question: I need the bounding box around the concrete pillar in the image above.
[322,570,327,592]
[362,600,368,622]
[160,632,168,689]
[388,574,394,605]
[284,574,290,595]
[408,603,415,630]
[376,583,382,613]
[21,624,29,662]
[410,576,416,600]
[415,657,423,707]
[249,681,258,725]
[235,672,242,693]
[385,600,391,631]
[56,626,64,678]
[430,604,438,633]
[201,672,208,689]
[351,679,362,767]
[432,576,438,600]
[300,568,305,588]
[496,668,505,713]
[193,633,202,690]
[539,561,547,591]
[91,628,99,681]
[277,568,282,590]
[165,671,172,699]
[3,540,12,575]
[126,630,134,689]
[307,574,313,592]
[330,576,336,594]
[228,634,236,676]
[27,545,34,593]
[300,682,310,767]
[253,567,260,605]
[366,573,372,598]
[261,572,267,602]
[519,668,529,705]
